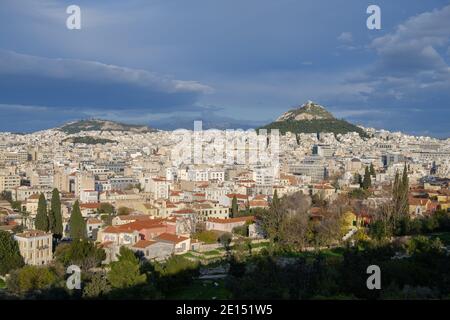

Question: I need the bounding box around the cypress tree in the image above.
[70,200,86,240]
[392,170,401,221]
[50,188,63,238]
[369,163,376,176]
[272,189,280,208]
[0,231,25,275]
[362,167,372,190]
[231,195,238,218]
[353,173,362,185]
[392,171,399,202]
[35,193,49,232]
[399,163,409,216]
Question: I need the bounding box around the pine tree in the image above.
[35,193,49,232]
[362,167,372,190]
[108,247,146,288]
[231,195,238,218]
[50,188,63,238]
[70,200,86,240]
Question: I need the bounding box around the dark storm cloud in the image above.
[0,50,212,110]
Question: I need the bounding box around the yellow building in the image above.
[14,230,53,266]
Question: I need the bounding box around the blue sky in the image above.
[0,0,449,137]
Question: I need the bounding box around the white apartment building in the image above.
[14,186,52,202]
[208,169,225,182]
[205,186,231,202]
[187,168,209,182]
[80,189,99,203]
[141,177,171,199]
[166,167,178,181]
[0,173,20,193]
[253,166,279,186]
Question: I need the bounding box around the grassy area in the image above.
[250,241,270,249]
[203,250,223,256]
[180,252,196,259]
[166,279,231,300]
[278,247,345,261]
[429,232,450,246]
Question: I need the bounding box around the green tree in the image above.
[353,173,362,185]
[231,195,238,218]
[232,225,248,237]
[193,230,218,244]
[54,240,106,270]
[399,163,409,216]
[98,203,114,215]
[108,247,146,289]
[69,200,87,240]
[11,200,22,212]
[35,193,49,232]
[407,236,443,256]
[82,273,111,298]
[368,220,389,241]
[7,265,56,294]
[362,167,372,190]
[219,232,232,252]
[369,163,376,176]
[49,188,63,238]
[0,231,24,275]
[117,207,132,216]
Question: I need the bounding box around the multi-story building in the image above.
[14,230,53,266]
[289,156,328,182]
[0,173,21,193]
[141,177,171,199]
[80,189,99,203]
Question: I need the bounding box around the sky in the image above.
[0,0,449,137]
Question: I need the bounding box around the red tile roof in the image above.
[80,203,101,209]
[226,193,248,200]
[207,216,254,224]
[155,232,189,244]
[132,240,156,248]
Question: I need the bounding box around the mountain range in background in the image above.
[53,101,366,136]
[59,119,156,134]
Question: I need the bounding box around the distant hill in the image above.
[59,119,156,134]
[261,101,368,137]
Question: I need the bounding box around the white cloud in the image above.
[337,32,353,43]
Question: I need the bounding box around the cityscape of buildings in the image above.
[1,1,450,303]
[1,111,449,267]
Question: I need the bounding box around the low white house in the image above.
[131,239,173,260]
[154,233,191,255]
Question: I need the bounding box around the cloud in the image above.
[337,32,353,43]
[339,5,450,123]
[0,50,212,111]
[369,5,450,78]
